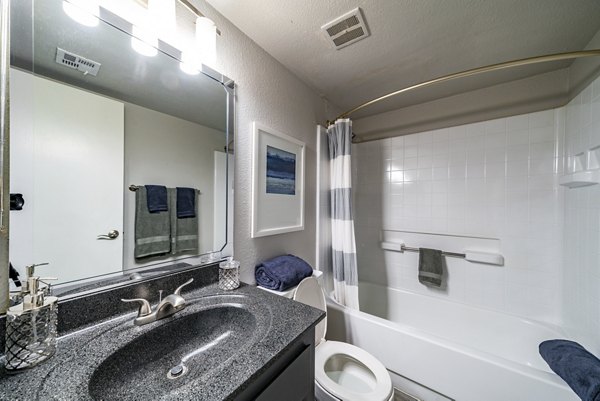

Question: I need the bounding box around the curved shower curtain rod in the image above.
[325,49,600,127]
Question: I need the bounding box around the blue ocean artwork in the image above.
[266,145,296,195]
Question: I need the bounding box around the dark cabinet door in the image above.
[255,345,314,401]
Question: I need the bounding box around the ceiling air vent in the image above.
[321,8,370,50]
[55,48,101,76]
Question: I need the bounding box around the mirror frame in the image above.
[0,0,10,314]
[0,0,236,313]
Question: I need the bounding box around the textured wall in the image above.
[190,0,339,283]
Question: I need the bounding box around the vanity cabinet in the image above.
[238,329,316,401]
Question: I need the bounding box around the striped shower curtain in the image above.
[327,119,359,309]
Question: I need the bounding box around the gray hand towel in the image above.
[169,188,199,255]
[135,187,171,259]
[418,248,443,287]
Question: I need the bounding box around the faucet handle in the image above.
[174,278,194,296]
[121,298,152,316]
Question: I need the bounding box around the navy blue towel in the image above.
[145,185,168,213]
[255,255,313,291]
[176,187,196,218]
[539,339,600,401]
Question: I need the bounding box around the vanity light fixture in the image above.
[64,0,218,65]
[62,0,100,27]
[180,16,216,75]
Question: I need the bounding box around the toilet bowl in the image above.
[293,277,393,401]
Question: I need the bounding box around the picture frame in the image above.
[251,122,305,238]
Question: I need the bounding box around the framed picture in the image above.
[251,122,305,238]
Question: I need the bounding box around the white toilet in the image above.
[293,277,393,401]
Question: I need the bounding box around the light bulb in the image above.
[180,51,201,75]
[195,16,216,67]
[148,0,176,43]
[179,63,200,75]
[131,25,158,57]
[62,0,99,27]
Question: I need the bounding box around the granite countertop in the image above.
[0,283,325,400]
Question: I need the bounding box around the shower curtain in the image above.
[327,119,359,309]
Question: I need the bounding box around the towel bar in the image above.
[380,241,504,265]
[382,242,465,258]
[128,185,201,194]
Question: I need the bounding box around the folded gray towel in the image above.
[169,188,199,255]
[135,187,171,259]
[418,248,443,287]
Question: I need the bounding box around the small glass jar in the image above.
[219,258,240,290]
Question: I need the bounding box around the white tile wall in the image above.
[354,108,564,324]
[563,75,600,353]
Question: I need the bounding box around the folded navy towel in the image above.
[145,185,168,213]
[176,187,196,218]
[255,255,313,291]
[539,339,600,401]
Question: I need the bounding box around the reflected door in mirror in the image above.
[10,69,124,283]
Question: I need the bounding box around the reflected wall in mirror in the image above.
[8,0,234,291]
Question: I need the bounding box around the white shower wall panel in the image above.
[563,75,600,353]
[353,109,565,324]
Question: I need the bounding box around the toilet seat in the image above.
[293,277,393,401]
[293,276,327,346]
[315,340,393,401]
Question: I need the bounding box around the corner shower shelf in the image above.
[559,170,600,188]
[560,147,600,188]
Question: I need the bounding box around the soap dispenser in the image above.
[4,263,58,372]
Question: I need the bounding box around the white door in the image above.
[10,69,124,283]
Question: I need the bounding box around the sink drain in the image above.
[167,364,188,379]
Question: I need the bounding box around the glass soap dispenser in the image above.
[5,264,58,372]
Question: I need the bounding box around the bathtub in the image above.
[325,282,577,401]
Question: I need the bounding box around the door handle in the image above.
[97,230,119,240]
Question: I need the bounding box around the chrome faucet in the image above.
[121,278,193,326]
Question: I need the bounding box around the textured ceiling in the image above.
[206,0,600,119]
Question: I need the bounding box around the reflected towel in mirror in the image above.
[169,188,199,254]
[176,187,196,218]
[135,187,171,258]
[145,185,168,213]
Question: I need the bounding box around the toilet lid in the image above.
[293,276,327,345]
[315,341,393,401]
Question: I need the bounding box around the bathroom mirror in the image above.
[6,0,234,294]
